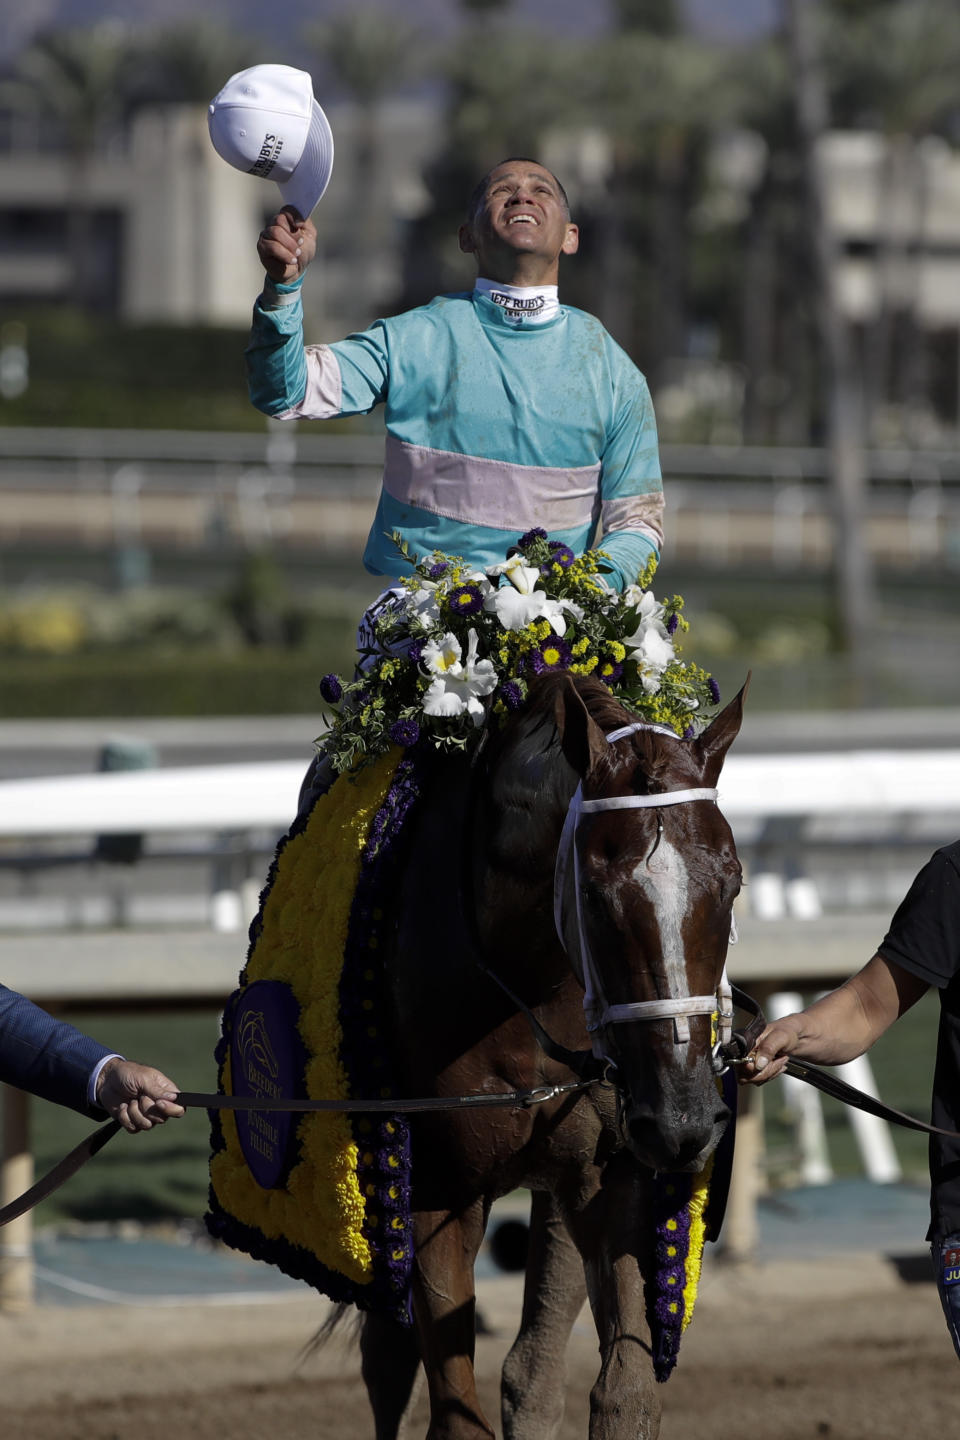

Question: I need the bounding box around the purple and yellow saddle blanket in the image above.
[205,750,420,1326]
[204,744,735,1377]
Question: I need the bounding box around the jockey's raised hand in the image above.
[257,207,317,284]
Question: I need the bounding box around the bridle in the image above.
[553,720,735,1074]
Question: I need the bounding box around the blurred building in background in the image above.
[0,95,438,337]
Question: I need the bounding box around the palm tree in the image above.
[128,19,260,106]
[784,0,874,676]
[2,23,136,308]
[302,7,426,294]
[827,0,960,442]
[586,13,733,376]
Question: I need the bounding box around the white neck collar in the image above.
[474,277,560,325]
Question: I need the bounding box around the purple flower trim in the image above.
[647,1171,695,1383]
[667,613,679,636]
[320,672,343,704]
[708,677,721,704]
[428,561,449,579]
[598,658,624,685]
[517,527,548,548]
[389,718,421,747]
[407,640,424,664]
[338,756,423,1318]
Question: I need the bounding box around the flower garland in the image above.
[649,1160,713,1382]
[317,530,719,775]
[206,749,418,1322]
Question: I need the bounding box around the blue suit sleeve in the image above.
[0,985,111,1117]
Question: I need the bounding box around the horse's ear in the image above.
[551,674,609,777]
[692,672,750,783]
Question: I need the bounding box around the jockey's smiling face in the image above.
[459,159,579,287]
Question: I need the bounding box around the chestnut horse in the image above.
[351,670,745,1440]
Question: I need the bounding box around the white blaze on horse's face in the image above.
[628,837,690,1005]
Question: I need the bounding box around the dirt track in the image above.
[2,1250,953,1439]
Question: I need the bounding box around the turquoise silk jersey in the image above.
[246,278,664,591]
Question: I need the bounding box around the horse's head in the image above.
[549,674,746,1173]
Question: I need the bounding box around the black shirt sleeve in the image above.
[877,845,960,991]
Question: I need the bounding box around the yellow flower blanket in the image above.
[206,749,419,1322]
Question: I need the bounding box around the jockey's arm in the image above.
[593,368,663,591]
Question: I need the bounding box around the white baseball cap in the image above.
[208,64,334,218]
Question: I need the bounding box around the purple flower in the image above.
[657,1263,687,1294]
[517,527,548,549]
[667,613,679,636]
[683,724,695,740]
[388,718,420,748]
[447,582,484,617]
[708,677,721,704]
[319,673,343,704]
[528,635,572,675]
[656,1208,691,1238]
[497,680,524,712]
[427,561,449,579]
[597,657,624,685]
[407,640,424,664]
[545,542,575,570]
[656,1235,685,1265]
[654,1292,686,1326]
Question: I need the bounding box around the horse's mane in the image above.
[484,674,661,825]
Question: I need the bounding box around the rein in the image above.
[0,1078,597,1230]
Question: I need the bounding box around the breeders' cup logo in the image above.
[230,981,302,1190]
[237,1009,281,1093]
[248,131,285,179]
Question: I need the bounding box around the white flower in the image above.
[629,626,676,695]
[400,579,442,628]
[560,597,585,624]
[421,631,465,676]
[421,629,498,726]
[460,569,495,594]
[632,627,675,671]
[486,554,541,594]
[484,587,568,634]
[623,587,666,624]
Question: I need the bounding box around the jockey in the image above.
[248,158,664,594]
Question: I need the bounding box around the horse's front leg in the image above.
[412,1201,494,1440]
[501,1189,587,1440]
[566,1160,662,1440]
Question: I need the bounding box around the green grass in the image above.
[26,991,944,1229]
